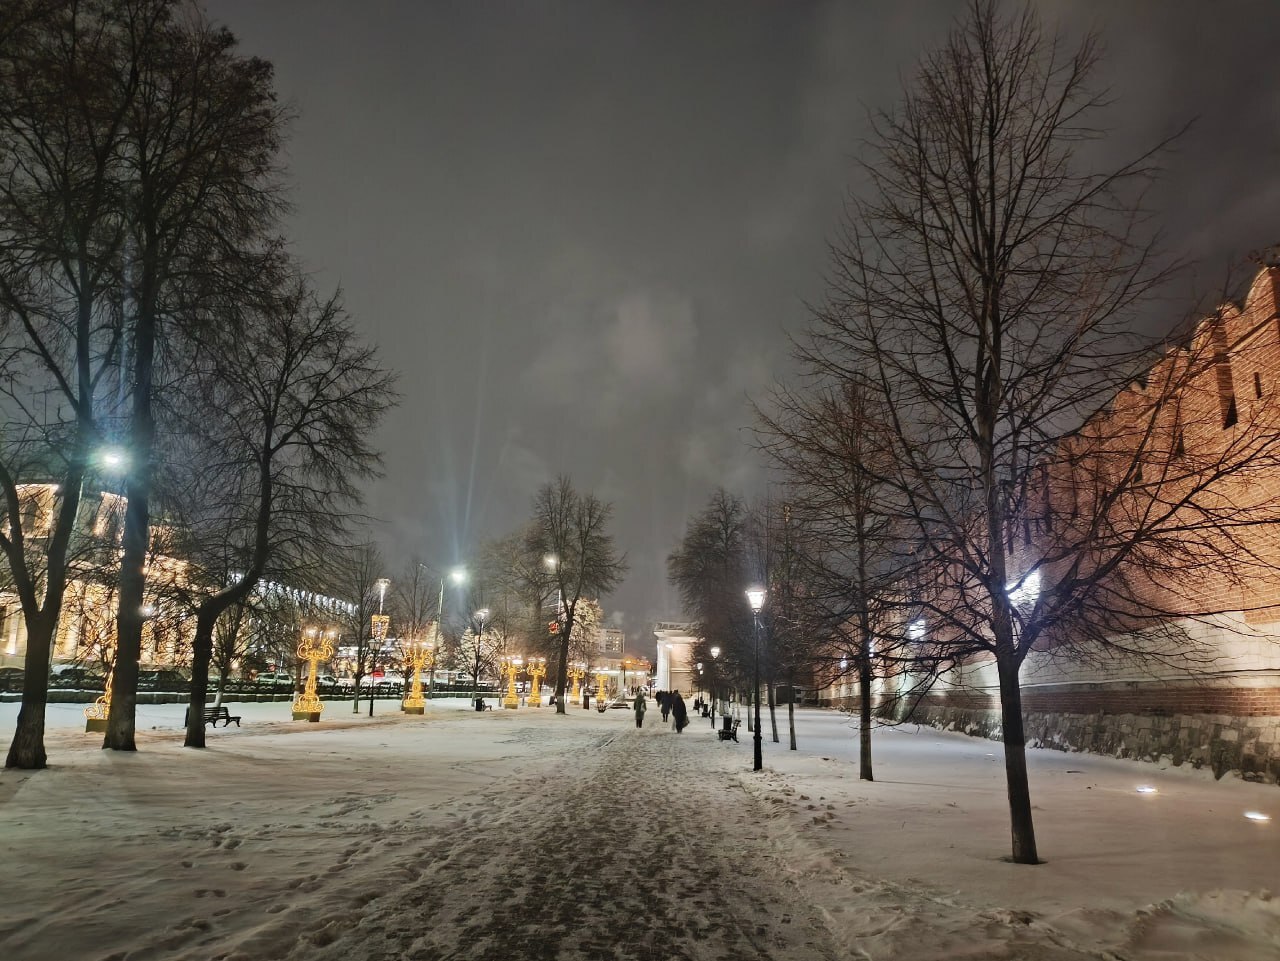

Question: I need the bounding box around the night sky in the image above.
[203,1,1280,640]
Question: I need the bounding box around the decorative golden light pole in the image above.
[83,671,113,733]
[502,655,523,710]
[293,627,336,721]
[525,656,547,707]
[568,662,586,702]
[595,671,609,712]
[401,637,435,714]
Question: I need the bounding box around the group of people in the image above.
[633,689,689,731]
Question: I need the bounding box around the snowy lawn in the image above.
[0,701,1276,960]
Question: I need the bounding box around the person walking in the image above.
[659,690,671,724]
[671,690,688,733]
[633,690,647,729]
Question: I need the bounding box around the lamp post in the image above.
[367,578,391,717]
[423,565,467,687]
[292,628,336,722]
[401,637,434,714]
[595,671,608,712]
[746,588,765,772]
[526,656,547,706]
[568,662,586,703]
[501,651,521,710]
[710,646,721,729]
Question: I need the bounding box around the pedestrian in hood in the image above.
[633,691,647,729]
[671,690,689,733]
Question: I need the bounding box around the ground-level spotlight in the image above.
[1244,811,1271,822]
[1136,785,1158,794]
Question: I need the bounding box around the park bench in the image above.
[183,705,241,728]
[717,718,740,742]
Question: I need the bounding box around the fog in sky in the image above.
[204,1,1280,644]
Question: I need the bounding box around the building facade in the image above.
[654,622,699,695]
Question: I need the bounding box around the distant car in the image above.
[0,666,24,692]
[49,664,105,689]
[255,671,296,687]
[138,669,189,691]
[607,696,631,710]
[358,672,404,692]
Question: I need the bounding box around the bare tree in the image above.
[758,380,911,780]
[334,541,388,715]
[524,477,627,715]
[104,0,288,751]
[0,0,135,768]
[162,275,393,747]
[668,490,754,714]
[792,1,1280,864]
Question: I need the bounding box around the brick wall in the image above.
[822,685,1280,782]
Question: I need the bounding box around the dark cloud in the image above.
[204,0,1280,640]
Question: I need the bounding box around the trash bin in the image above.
[475,697,485,712]
[583,695,590,710]
[721,715,733,733]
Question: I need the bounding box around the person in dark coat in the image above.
[659,690,671,724]
[671,690,688,733]
[633,691,647,729]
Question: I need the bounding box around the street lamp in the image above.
[367,578,391,717]
[746,587,766,772]
[709,646,721,728]
[422,564,466,693]
[99,448,127,471]
[473,604,489,693]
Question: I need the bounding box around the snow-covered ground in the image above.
[1,701,1276,960]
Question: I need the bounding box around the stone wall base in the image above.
[824,695,1280,784]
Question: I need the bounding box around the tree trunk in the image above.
[768,678,779,743]
[184,610,217,748]
[4,612,55,769]
[858,657,874,782]
[553,618,571,715]
[787,676,797,752]
[997,649,1039,864]
[4,462,86,769]
[105,288,157,752]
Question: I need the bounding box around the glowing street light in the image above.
[526,656,547,707]
[708,645,722,729]
[421,564,467,693]
[568,662,586,704]
[292,628,336,722]
[365,578,391,717]
[500,649,521,710]
[401,637,435,715]
[746,587,766,772]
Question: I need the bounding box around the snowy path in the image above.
[382,721,838,961]
[1,703,1278,960]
